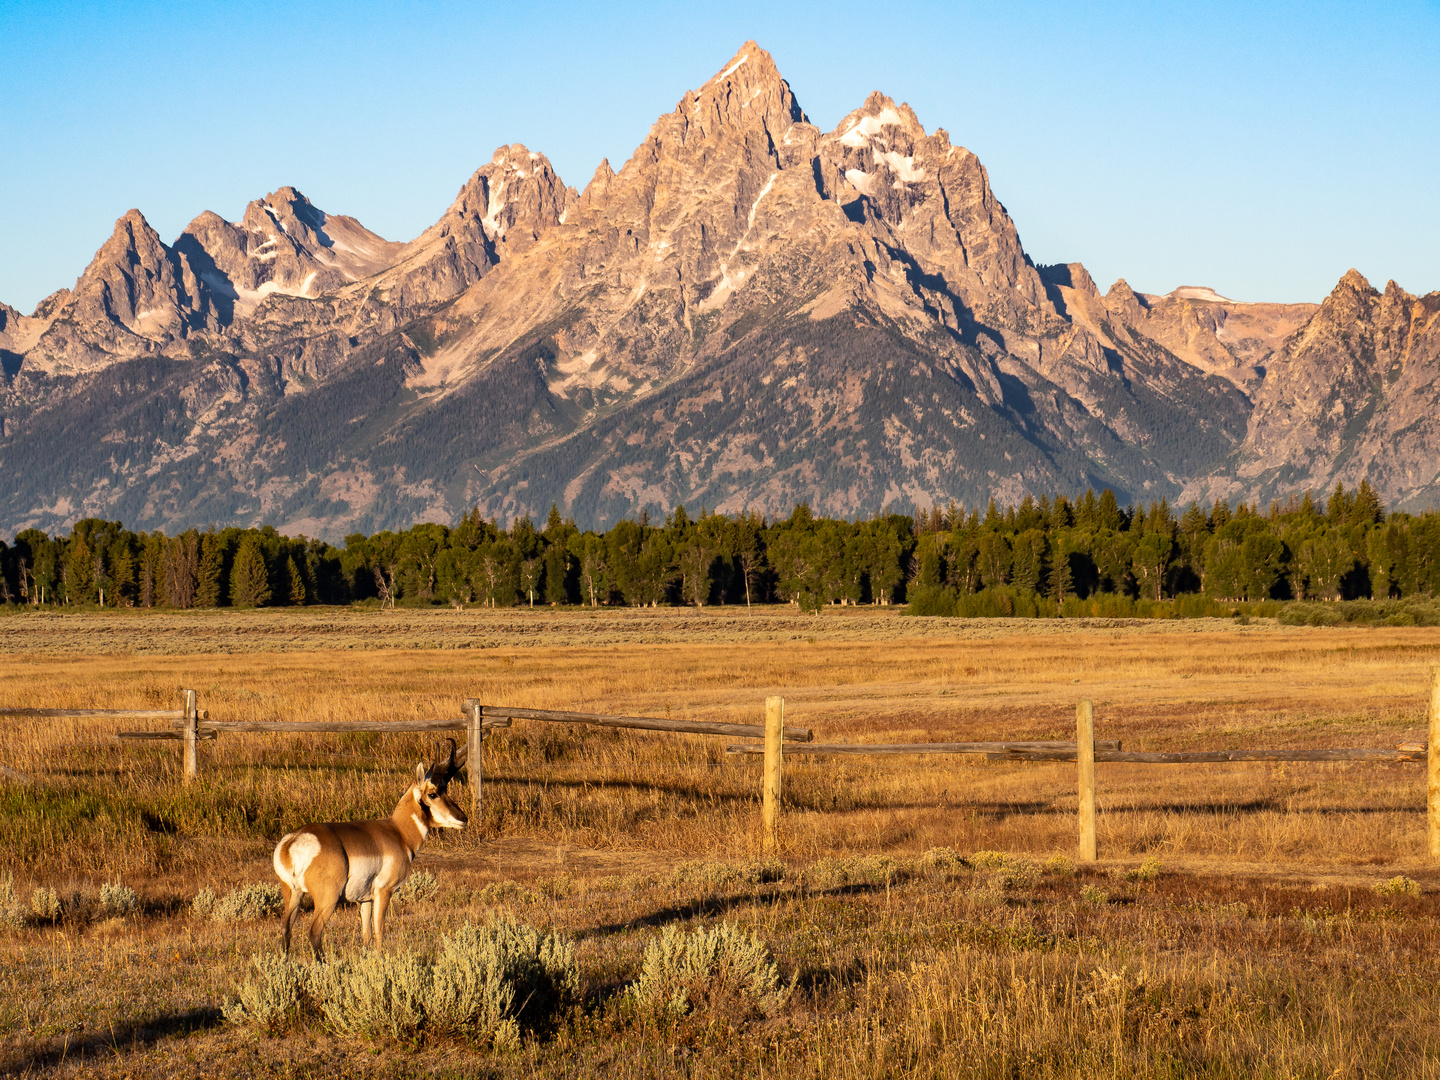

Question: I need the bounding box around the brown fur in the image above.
[274,742,467,958]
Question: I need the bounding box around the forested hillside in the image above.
[3,483,1436,619]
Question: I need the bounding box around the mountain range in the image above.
[3,42,1437,539]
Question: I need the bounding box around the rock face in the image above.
[175,187,405,321]
[1,41,1436,538]
[1183,271,1440,508]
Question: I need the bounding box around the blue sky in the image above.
[1,0,1436,311]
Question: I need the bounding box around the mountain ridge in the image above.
[2,41,1436,539]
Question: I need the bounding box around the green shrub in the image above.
[224,915,578,1048]
[904,584,959,617]
[535,872,577,900]
[222,953,310,1030]
[803,855,897,889]
[427,915,579,1040]
[213,883,283,922]
[191,887,217,918]
[673,859,785,892]
[478,880,540,906]
[394,870,439,905]
[308,950,432,1041]
[626,922,792,1021]
[1080,884,1109,906]
[1278,598,1440,628]
[99,881,139,917]
[31,886,62,922]
[1129,856,1163,881]
[913,847,965,878]
[1376,875,1422,899]
[1044,854,1076,878]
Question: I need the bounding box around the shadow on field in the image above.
[1106,799,1419,816]
[578,881,883,941]
[1,1007,222,1073]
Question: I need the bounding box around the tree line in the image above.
[0,482,1434,613]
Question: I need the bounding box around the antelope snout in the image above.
[433,797,468,829]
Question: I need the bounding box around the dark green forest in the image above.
[4,482,1439,623]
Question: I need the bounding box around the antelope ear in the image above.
[415,762,426,782]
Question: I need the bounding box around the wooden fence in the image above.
[3,670,1438,863]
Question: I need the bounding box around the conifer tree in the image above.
[1047,548,1074,610]
[195,532,224,607]
[286,555,306,606]
[230,538,271,608]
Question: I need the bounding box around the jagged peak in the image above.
[683,41,807,126]
[1336,267,1373,293]
[831,92,926,149]
[1037,262,1098,296]
[1382,279,1413,302]
[111,208,158,240]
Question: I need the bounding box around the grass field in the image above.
[2,608,1439,1077]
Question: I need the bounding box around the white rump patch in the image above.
[275,831,321,891]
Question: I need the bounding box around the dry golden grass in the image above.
[2,609,1440,1076]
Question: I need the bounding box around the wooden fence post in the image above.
[464,698,483,823]
[1077,697,1097,862]
[182,689,198,783]
[1428,669,1440,859]
[762,696,784,854]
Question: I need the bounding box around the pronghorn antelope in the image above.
[273,739,468,958]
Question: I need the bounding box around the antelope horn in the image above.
[434,738,457,773]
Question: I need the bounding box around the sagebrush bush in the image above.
[478,880,543,906]
[221,953,309,1029]
[1045,854,1076,878]
[31,886,62,922]
[99,881,139,916]
[804,855,896,889]
[1081,884,1110,906]
[428,915,579,1041]
[309,950,431,1041]
[224,914,577,1047]
[394,870,439,905]
[191,887,217,918]
[213,883,283,922]
[626,922,792,1021]
[1376,875,1422,899]
[1130,856,1164,882]
[673,859,785,892]
[913,848,964,878]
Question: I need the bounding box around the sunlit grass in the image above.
[3,612,1440,1075]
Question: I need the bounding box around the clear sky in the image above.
[1,0,1436,312]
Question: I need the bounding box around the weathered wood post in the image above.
[182,689,198,783]
[1428,669,1440,859]
[762,696,784,854]
[1077,697,1097,862]
[464,698,483,823]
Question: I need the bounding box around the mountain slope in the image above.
[0,41,1434,537]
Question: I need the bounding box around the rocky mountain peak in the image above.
[370,143,572,315]
[1104,279,1149,320]
[686,41,808,131]
[576,158,615,213]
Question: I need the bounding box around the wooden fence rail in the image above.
[725,740,1123,756]
[7,670,1440,867]
[479,705,813,742]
